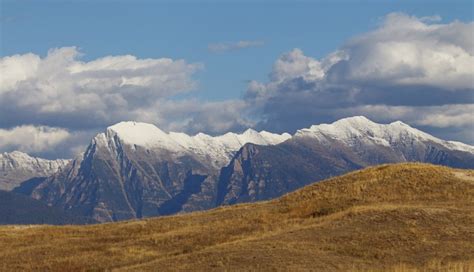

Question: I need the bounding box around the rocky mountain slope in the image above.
[22,117,474,222]
[0,190,96,225]
[2,163,473,271]
[28,122,290,222]
[0,151,70,191]
[217,116,474,205]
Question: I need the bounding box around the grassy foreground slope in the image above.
[0,163,473,271]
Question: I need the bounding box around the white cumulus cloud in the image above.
[0,47,203,129]
[0,125,71,153]
[332,13,474,89]
[245,13,474,144]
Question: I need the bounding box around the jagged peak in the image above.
[1,150,70,163]
[100,121,291,150]
[2,150,59,160]
[2,150,31,158]
[333,115,373,124]
[107,121,165,133]
[295,116,474,153]
[389,120,408,126]
[243,128,259,135]
[89,121,291,167]
[300,116,414,134]
[105,121,174,149]
[92,118,473,156]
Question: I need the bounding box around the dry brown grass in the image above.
[0,163,473,271]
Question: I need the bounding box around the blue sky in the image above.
[2,0,473,101]
[0,0,473,158]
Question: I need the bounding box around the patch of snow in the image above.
[259,131,292,145]
[295,116,474,153]
[94,117,473,169]
[0,151,70,188]
[0,151,70,171]
[443,140,474,153]
[101,121,291,168]
[107,121,181,151]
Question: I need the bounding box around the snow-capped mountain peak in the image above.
[0,151,70,191]
[106,121,178,149]
[94,121,291,168]
[295,116,474,153]
[83,116,474,174]
[99,118,473,162]
[0,151,70,170]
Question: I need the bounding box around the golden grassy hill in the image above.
[1,163,473,271]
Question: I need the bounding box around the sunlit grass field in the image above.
[1,163,473,271]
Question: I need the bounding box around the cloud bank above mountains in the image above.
[0,126,70,154]
[0,13,472,158]
[245,13,473,139]
[0,47,202,130]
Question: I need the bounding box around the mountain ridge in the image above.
[103,121,292,168]
[94,116,474,157]
[0,151,70,191]
[295,116,474,153]
[10,116,474,223]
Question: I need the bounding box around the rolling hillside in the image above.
[1,163,473,271]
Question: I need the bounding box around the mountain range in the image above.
[4,116,474,223]
[0,151,69,191]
